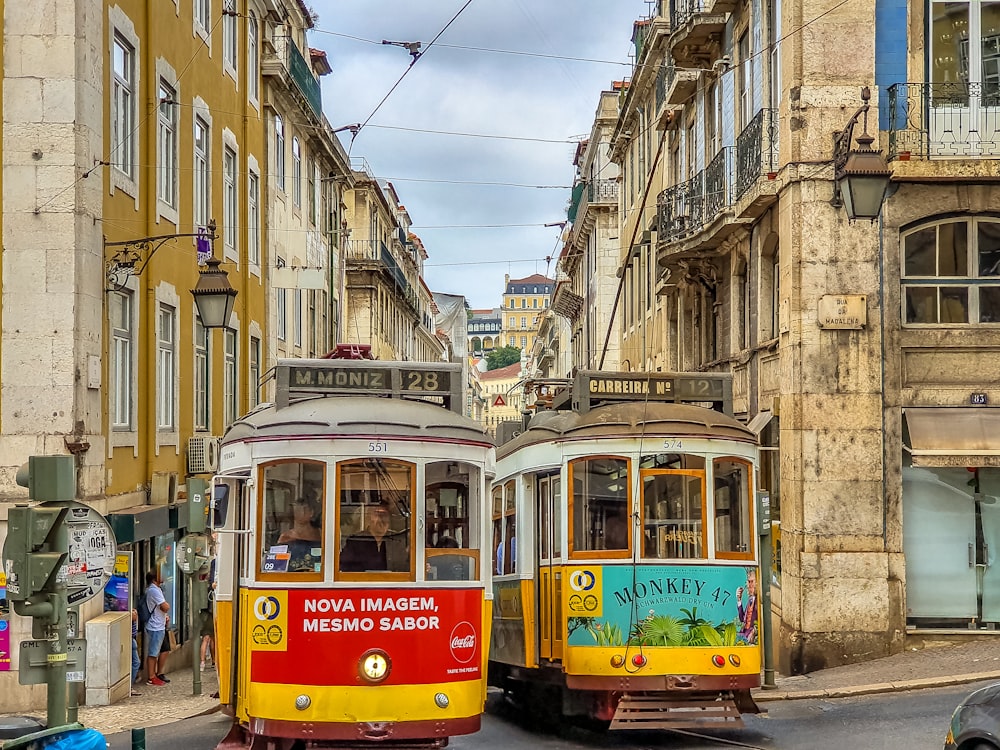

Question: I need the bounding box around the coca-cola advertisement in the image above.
[249,587,483,685]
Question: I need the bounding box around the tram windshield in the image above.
[570,457,630,554]
[424,461,480,581]
[713,458,754,558]
[338,459,413,575]
[259,460,326,575]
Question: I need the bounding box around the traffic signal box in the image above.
[2,456,75,602]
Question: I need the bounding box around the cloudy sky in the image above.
[309,1,650,309]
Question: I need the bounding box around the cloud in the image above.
[312,0,645,307]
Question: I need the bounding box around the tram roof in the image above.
[496,401,756,458]
[223,396,493,445]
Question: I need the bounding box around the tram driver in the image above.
[340,501,409,573]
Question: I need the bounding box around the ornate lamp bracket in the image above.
[105,219,217,291]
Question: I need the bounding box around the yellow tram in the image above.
[212,353,494,749]
[488,370,763,730]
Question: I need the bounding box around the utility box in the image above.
[85,611,131,706]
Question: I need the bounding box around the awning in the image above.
[746,411,774,436]
[107,504,170,544]
[904,408,1000,467]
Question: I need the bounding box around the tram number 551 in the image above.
[369,442,388,453]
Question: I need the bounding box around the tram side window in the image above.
[338,459,413,575]
[641,469,705,559]
[491,485,503,574]
[425,461,480,581]
[504,480,516,574]
[570,457,630,554]
[714,458,753,558]
[260,460,325,574]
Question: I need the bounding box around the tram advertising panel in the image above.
[248,587,483,684]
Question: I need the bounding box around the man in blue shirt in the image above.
[143,571,170,686]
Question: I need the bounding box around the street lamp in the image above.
[191,256,238,329]
[831,86,893,222]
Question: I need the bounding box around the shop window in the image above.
[337,459,413,576]
[713,458,754,559]
[259,460,325,575]
[425,461,479,581]
[903,218,1000,324]
[155,532,178,630]
[570,456,630,555]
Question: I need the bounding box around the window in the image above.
[570,456,630,554]
[903,218,1000,324]
[293,289,302,346]
[157,304,176,430]
[223,0,237,72]
[931,0,1000,107]
[247,14,259,102]
[713,458,753,559]
[292,138,302,207]
[307,160,317,225]
[157,81,177,208]
[194,0,209,30]
[249,335,260,409]
[533,299,538,308]
[110,291,133,430]
[640,455,706,560]
[259,460,325,576]
[274,115,285,192]
[194,318,209,431]
[277,285,287,340]
[508,316,515,327]
[223,146,238,259]
[738,29,753,128]
[520,336,526,348]
[224,329,237,426]
[248,170,260,265]
[194,117,210,229]
[112,35,135,178]
[520,316,526,328]
[425,462,479,581]
[520,298,526,308]
[508,336,515,346]
[337,459,414,577]
[770,255,780,338]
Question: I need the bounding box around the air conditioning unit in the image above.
[187,436,221,475]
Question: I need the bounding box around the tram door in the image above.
[537,473,563,660]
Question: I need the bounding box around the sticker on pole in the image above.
[56,503,117,606]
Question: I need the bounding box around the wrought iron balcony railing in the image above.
[588,179,619,203]
[735,108,779,200]
[263,36,322,118]
[888,82,1000,159]
[670,0,708,30]
[655,147,735,244]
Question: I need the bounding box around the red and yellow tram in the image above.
[212,355,494,749]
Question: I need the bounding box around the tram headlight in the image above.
[359,649,392,683]
[729,654,741,667]
[610,654,625,668]
[295,694,311,710]
[434,692,450,709]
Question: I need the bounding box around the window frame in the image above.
[223,144,238,261]
[712,457,755,561]
[194,316,210,431]
[193,115,210,230]
[157,80,178,210]
[247,168,260,266]
[157,304,177,431]
[110,290,135,431]
[247,13,259,104]
[568,455,633,560]
[224,328,238,426]
[292,137,302,208]
[111,32,136,183]
[274,115,286,193]
[257,458,327,582]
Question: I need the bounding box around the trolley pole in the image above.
[757,491,776,688]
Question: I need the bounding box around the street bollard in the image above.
[131,727,146,750]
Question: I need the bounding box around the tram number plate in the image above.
[662,439,684,450]
[369,442,388,453]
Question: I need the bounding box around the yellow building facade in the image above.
[500,273,554,356]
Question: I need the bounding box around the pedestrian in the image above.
[130,608,141,697]
[143,571,171,686]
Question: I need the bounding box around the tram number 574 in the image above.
[369,442,388,453]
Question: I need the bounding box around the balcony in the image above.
[734,108,779,219]
[262,35,322,118]
[668,0,727,61]
[664,59,699,106]
[588,179,619,204]
[888,82,1000,164]
[656,147,735,247]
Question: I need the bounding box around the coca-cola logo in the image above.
[449,621,477,664]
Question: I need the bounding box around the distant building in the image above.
[468,308,502,355]
[501,274,554,355]
[478,361,523,436]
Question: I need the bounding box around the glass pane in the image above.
[642,472,705,560]
[552,476,562,558]
[424,464,478,582]
[571,457,630,552]
[932,3,970,96]
[903,227,937,276]
[982,3,1000,104]
[261,461,325,574]
[539,479,550,560]
[982,286,1000,321]
[905,286,937,323]
[938,222,968,275]
[491,486,503,574]
[940,286,969,322]
[980,221,1000,275]
[337,460,411,574]
[980,469,1000,620]
[714,459,752,555]
[504,481,516,574]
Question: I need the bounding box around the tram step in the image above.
[609,692,745,731]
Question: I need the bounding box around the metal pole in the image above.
[66,606,79,724]
[47,516,69,727]
[131,727,146,750]
[760,526,776,688]
[191,572,201,696]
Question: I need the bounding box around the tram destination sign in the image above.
[573,370,733,415]
[276,359,463,414]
